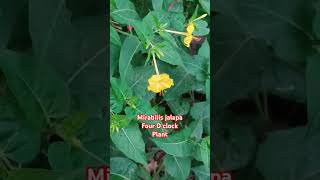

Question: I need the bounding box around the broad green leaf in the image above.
[198,39,210,59]
[131,20,154,44]
[189,120,203,141]
[0,0,27,48]
[152,128,194,157]
[190,102,210,134]
[0,96,40,164]
[110,91,124,114]
[215,113,256,171]
[199,0,210,15]
[29,0,82,80]
[111,77,133,113]
[163,66,196,101]
[119,36,142,83]
[185,55,209,81]
[164,155,191,180]
[127,65,154,99]
[157,41,182,65]
[152,0,163,10]
[163,0,184,13]
[167,98,190,115]
[256,127,306,180]
[168,12,186,31]
[193,20,210,36]
[111,123,147,165]
[70,16,107,116]
[215,0,314,63]
[0,50,70,131]
[48,142,72,170]
[111,26,121,46]
[192,165,210,180]
[111,0,140,25]
[8,169,61,180]
[110,157,138,180]
[213,15,270,110]
[306,54,320,135]
[194,138,210,170]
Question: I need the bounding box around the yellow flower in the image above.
[183,34,193,47]
[186,23,195,34]
[147,73,174,93]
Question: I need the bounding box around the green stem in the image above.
[152,53,160,75]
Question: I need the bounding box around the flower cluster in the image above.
[146,14,207,94]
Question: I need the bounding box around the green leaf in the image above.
[111,123,147,165]
[8,169,61,180]
[110,43,121,77]
[190,102,210,134]
[306,54,320,135]
[111,0,140,25]
[131,20,154,44]
[0,0,27,48]
[194,138,210,170]
[163,0,184,13]
[0,96,40,164]
[0,50,70,131]
[48,142,72,170]
[111,26,121,46]
[192,165,210,180]
[215,113,256,171]
[111,77,133,113]
[198,39,210,59]
[163,66,196,101]
[199,0,210,15]
[185,55,209,81]
[256,127,305,180]
[69,16,107,116]
[127,65,155,99]
[164,155,191,180]
[215,0,314,63]
[157,41,182,65]
[193,20,210,36]
[167,98,190,115]
[29,0,82,80]
[152,0,163,10]
[213,16,270,110]
[119,36,142,83]
[152,128,194,157]
[110,157,138,180]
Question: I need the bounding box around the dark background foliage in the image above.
[0,0,107,179]
[213,0,320,179]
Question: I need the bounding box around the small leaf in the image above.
[164,155,191,180]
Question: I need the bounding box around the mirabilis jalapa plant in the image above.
[110,1,210,179]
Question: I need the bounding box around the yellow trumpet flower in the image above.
[147,73,174,93]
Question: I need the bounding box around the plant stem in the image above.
[152,53,160,75]
[115,28,131,36]
[164,29,188,36]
